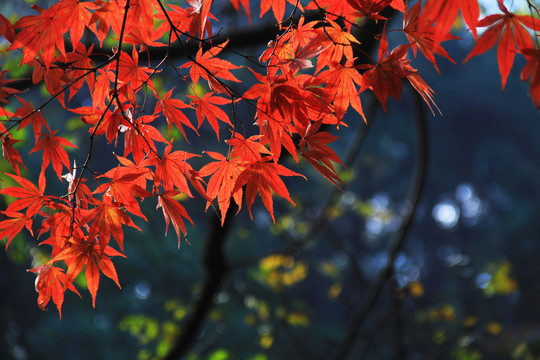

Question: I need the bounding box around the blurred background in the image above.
[1,0,539,359]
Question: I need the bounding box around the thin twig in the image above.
[330,85,429,360]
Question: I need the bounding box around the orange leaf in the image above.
[50,236,125,308]
[28,264,80,319]
[31,130,77,180]
[464,0,537,89]
[0,172,47,217]
[199,151,244,225]
[9,4,68,68]
[234,158,305,223]
[0,211,33,249]
[156,190,194,247]
[521,48,540,108]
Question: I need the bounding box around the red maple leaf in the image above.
[9,4,68,68]
[89,0,125,45]
[402,2,458,73]
[521,48,540,108]
[155,88,197,139]
[30,130,78,180]
[95,165,153,220]
[346,0,404,21]
[0,172,47,217]
[0,211,33,249]
[1,132,26,176]
[28,264,81,319]
[83,195,142,252]
[156,190,195,248]
[358,32,414,110]
[227,133,272,162]
[14,96,50,136]
[423,0,479,43]
[61,43,96,101]
[199,151,244,224]
[187,93,232,140]
[0,12,15,43]
[260,0,299,23]
[118,48,156,92]
[234,157,305,223]
[121,113,168,165]
[298,120,345,187]
[0,71,23,103]
[52,0,98,48]
[181,40,241,93]
[50,235,125,308]
[318,58,365,122]
[464,0,538,89]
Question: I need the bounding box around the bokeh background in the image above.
[1,0,539,359]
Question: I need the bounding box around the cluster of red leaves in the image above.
[0,0,538,318]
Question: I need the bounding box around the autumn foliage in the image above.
[0,0,538,318]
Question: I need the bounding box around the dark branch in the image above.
[331,84,429,360]
[163,207,234,360]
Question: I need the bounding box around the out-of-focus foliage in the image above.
[1,0,540,360]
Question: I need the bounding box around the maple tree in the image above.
[0,0,538,335]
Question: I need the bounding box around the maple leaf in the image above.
[298,120,345,187]
[187,93,232,140]
[346,0,404,21]
[305,0,357,30]
[520,48,540,108]
[40,204,85,248]
[185,0,215,40]
[244,70,306,124]
[95,165,153,219]
[276,34,329,73]
[9,4,68,68]
[13,96,50,136]
[180,40,241,93]
[118,48,156,92]
[89,0,125,45]
[407,72,440,116]
[0,172,47,217]
[28,264,81,319]
[0,211,33,249]
[30,130,78,180]
[147,143,201,195]
[234,158,305,223]
[423,0,479,43]
[358,32,414,110]
[156,190,195,247]
[199,151,244,224]
[155,88,197,139]
[227,133,272,162]
[318,58,365,122]
[229,0,252,23]
[61,43,96,101]
[1,134,26,176]
[0,71,23,103]
[52,0,98,48]
[126,0,159,46]
[402,2,458,73]
[464,0,538,89]
[62,160,93,210]
[83,195,142,252]
[0,12,15,43]
[121,113,168,165]
[260,0,299,23]
[50,235,125,308]
[314,19,359,74]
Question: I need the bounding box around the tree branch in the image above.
[330,84,429,360]
[163,207,234,360]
